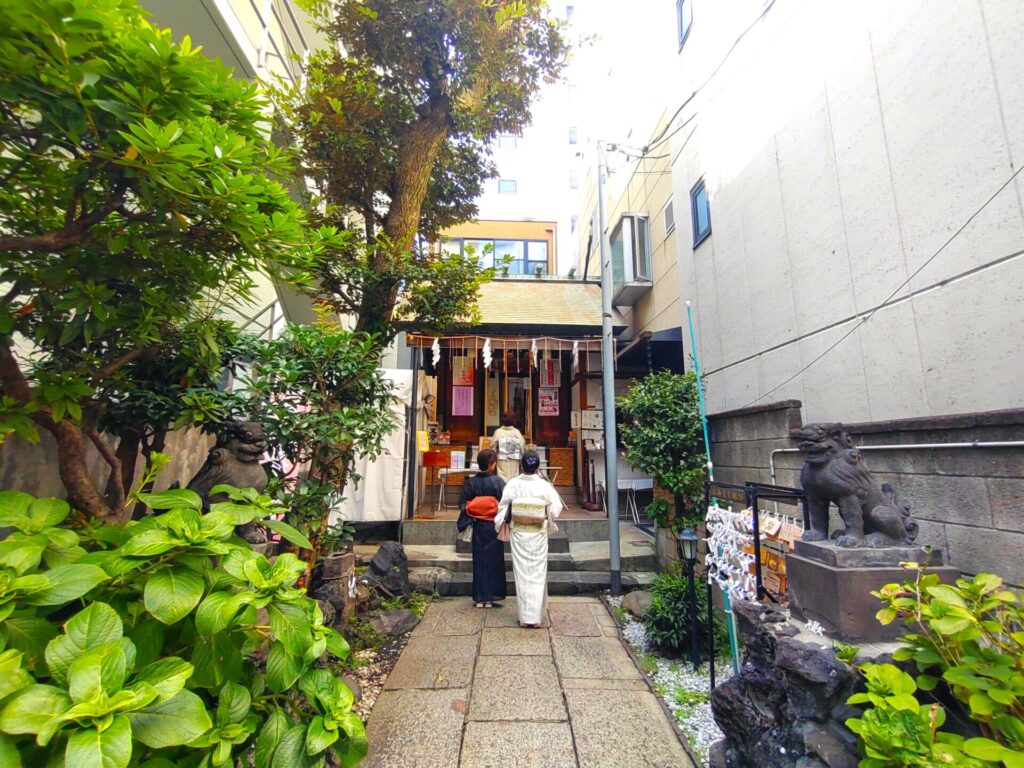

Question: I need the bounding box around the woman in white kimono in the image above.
[491,411,526,482]
[494,451,564,628]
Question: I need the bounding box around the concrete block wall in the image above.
[0,428,214,502]
[709,402,1024,587]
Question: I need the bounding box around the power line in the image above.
[643,0,778,153]
[733,162,1024,408]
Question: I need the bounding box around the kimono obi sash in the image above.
[466,495,499,521]
[510,497,547,530]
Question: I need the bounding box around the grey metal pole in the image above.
[597,144,622,595]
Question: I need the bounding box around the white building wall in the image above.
[670,0,1024,422]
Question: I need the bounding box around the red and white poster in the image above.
[538,388,559,416]
[540,358,560,388]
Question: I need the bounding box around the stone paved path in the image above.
[363,597,696,768]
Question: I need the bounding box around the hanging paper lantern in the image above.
[431,337,441,367]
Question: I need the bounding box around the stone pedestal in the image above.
[786,540,959,643]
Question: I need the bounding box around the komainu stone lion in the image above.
[187,421,269,543]
[794,423,918,548]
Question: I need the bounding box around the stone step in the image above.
[430,570,656,597]
[406,550,658,574]
[455,531,569,554]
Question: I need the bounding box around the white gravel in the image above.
[606,595,733,766]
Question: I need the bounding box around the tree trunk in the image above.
[107,431,141,503]
[356,106,449,337]
[53,420,124,523]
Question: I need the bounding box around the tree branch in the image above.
[85,423,126,510]
[92,347,149,383]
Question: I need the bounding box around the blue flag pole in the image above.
[687,301,740,675]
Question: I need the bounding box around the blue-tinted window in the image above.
[677,0,692,49]
[569,126,578,145]
[498,179,517,194]
[690,179,711,247]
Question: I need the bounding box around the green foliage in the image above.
[672,686,709,709]
[245,320,395,570]
[618,372,707,530]
[643,566,726,660]
[846,663,999,768]
[277,0,568,338]
[637,652,659,675]
[379,591,435,619]
[322,522,357,555]
[834,641,861,666]
[0,0,333,521]
[866,566,1024,766]
[0,487,366,767]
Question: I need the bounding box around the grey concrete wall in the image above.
[671,0,1024,423]
[709,402,1024,587]
[0,428,214,502]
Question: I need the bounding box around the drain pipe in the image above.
[770,441,1024,485]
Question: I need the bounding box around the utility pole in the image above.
[596,143,621,595]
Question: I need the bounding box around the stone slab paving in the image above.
[363,597,696,768]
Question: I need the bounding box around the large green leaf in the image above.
[195,590,251,635]
[20,564,108,605]
[268,603,313,657]
[263,520,313,550]
[0,685,71,735]
[138,489,203,512]
[129,689,212,748]
[26,498,71,532]
[132,658,193,703]
[121,530,182,557]
[266,641,303,693]
[334,713,368,768]
[0,491,33,529]
[0,649,32,700]
[45,602,123,686]
[305,715,338,756]
[216,681,251,726]
[254,707,290,768]
[144,566,204,625]
[67,640,133,703]
[65,715,132,768]
[271,725,310,768]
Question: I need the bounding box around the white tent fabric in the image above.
[332,368,412,523]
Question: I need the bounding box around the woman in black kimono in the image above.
[457,449,507,608]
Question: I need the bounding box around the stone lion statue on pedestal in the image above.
[794,423,918,548]
[187,421,269,543]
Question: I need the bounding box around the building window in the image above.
[566,5,574,20]
[569,126,578,145]
[450,238,547,275]
[663,199,675,234]
[571,215,579,232]
[677,0,692,49]
[497,134,517,149]
[569,170,580,189]
[610,214,652,283]
[498,179,517,194]
[690,179,711,247]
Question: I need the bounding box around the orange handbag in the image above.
[466,496,499,521]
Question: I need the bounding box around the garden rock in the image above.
[409,566,448,594]
[710,600,862,768]
[621,589,653,619]
[360,541,409,596]
[371,608,421,637]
